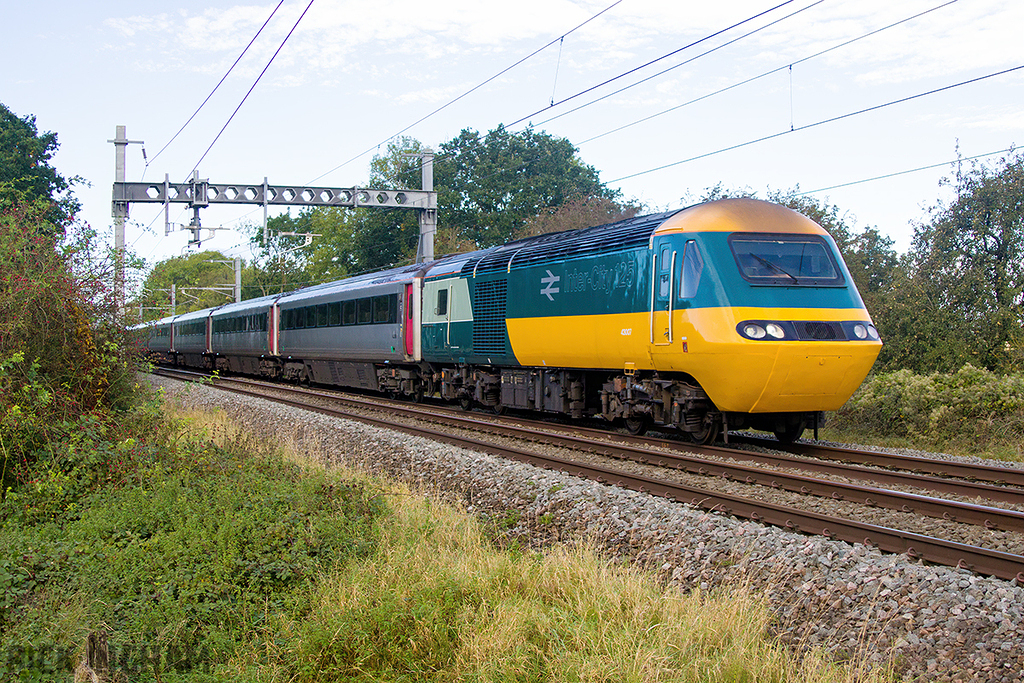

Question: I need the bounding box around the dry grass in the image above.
[257,485,892,683]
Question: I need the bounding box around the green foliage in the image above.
[0,407,383,682]
[0,102,79,229]
[833,365,1024,453]
[1,201,140,492]
[897,149,1024,373]
[256,129,626,275]
[135,250,242,318]
[436,125,617,250]
[516,193,643,239]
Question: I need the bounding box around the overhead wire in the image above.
[304,0,625,186]
[142,0,286,179]
[204,0,630,259]
[378,0,818,189]
[187,0,317,181]
[795,147,1016,196]
[503,0,800,129]
[530,0,826,131]
[209,0,819,258]
[574,0,959,146]
[607,63,1024,184]
[152,1,995,279]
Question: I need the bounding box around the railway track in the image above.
[153,367,1024,582]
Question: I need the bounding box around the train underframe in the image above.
[161,352,817,444]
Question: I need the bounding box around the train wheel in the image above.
[687,414,720,445]
[492,404,507,416]
[688,422,719,445]
[624,416,648,436]
[773,421,806,444]
[459,395,473,412]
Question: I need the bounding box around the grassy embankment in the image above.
[1,380,895,683]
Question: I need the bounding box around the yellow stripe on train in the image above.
[506,306,881,414]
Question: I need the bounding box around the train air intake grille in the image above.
[473,279,508,356]
[796,321,846,341]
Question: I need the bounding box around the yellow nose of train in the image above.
[645,199,881,415]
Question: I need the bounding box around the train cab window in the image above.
[658,243,673,298]
[435,289,448,317]
[729,233,845,286]
[317,303,328,327]
[679,241,703,299]
[342,300,356,326]
[328,302,341,326]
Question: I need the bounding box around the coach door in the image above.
[404,283,415,357]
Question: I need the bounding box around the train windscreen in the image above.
[728,233,845,287]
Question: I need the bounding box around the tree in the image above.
[137,250,243,317]
[900,150,1024,373]
[435,126,618,248]
[0,102,79,229]
[279,128,632,274]
[516,193,643,239]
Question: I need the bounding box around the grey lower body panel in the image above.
[308,360,379,391]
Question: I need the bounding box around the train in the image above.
[138,197,882,443]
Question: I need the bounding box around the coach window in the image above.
[357,298,373,325]
[373,295,389,323]
[296,307,307,329]
[342,300,356,326]
[317,303,328,327]
[328,302,341,326]
[679,240,703,299]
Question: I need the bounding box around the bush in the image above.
[0,200,139,494]
[833,365,1024,453]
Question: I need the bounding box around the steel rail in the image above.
[151,368,1024,507]
[155,369,1024,529]
[155,369,1024,582]
[733,434,1024,488]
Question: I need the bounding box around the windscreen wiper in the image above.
[751,253,798,282]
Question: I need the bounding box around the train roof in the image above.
[277,261,426,304]
[451,210,682,277]
[173,307,220,322]
[211,292,280,317]
[653,198,831,237]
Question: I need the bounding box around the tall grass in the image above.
[250,479,892,683]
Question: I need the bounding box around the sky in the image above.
[3,0,1023,276]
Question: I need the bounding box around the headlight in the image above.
[743,323,766,339]
[853,323,868,339]
[765,323,785,339]
[867,324,879,340]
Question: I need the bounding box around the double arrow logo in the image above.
[540,270,560,301]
